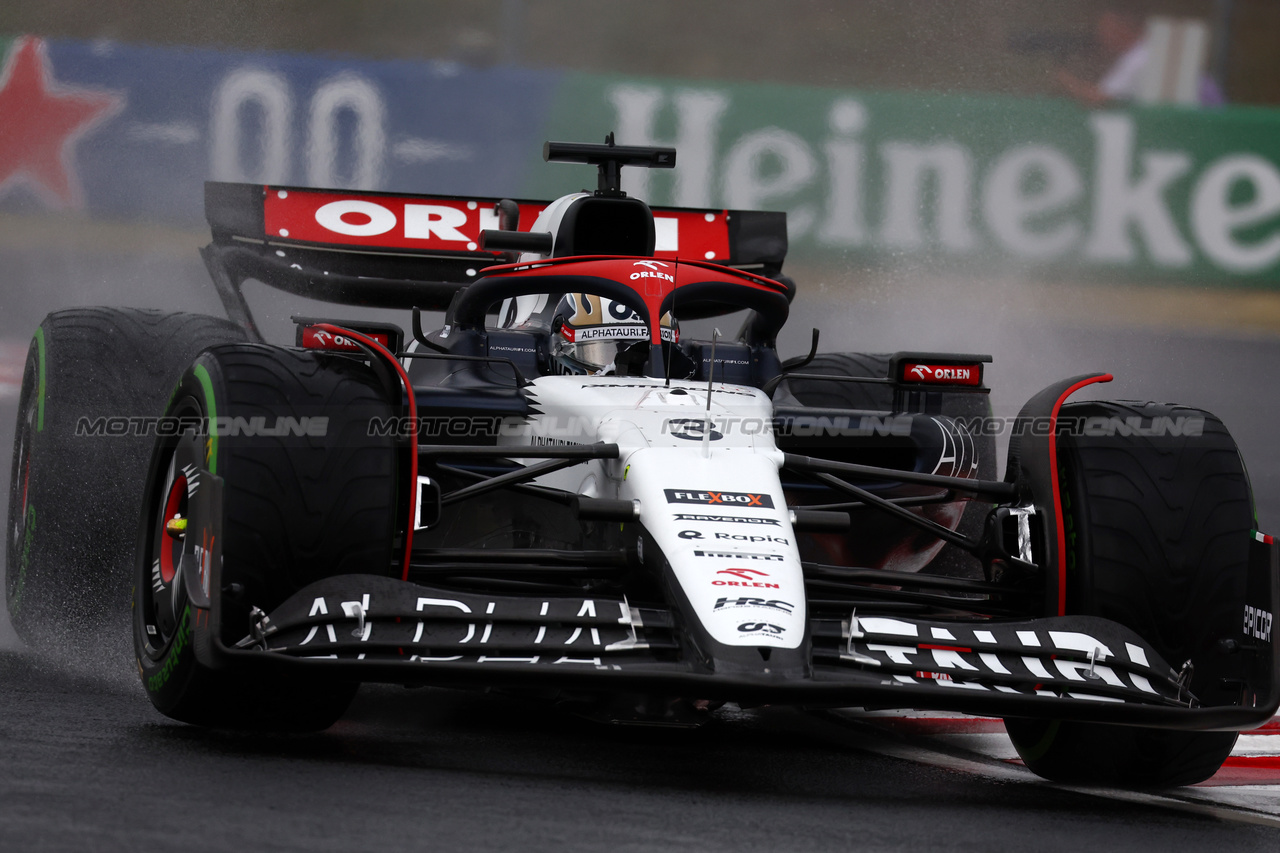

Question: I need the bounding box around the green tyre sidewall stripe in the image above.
[192,363,218,475]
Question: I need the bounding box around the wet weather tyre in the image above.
[1005,400,1251,787]
[6,308,247,641]
[1004,718,1238,790]
[133,343,399,730]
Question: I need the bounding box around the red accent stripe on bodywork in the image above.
[1049,374,1113,616]
[476,256,787,344]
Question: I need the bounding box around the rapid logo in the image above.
[665,489,774,508]
[714,532,788,545]
[714,597,794,614]
[677,530,704,540]
[673,513,781,526]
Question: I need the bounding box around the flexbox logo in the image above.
[664,489,774,508]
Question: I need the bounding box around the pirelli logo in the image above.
[694,550,784,561]
[664,489,775,508]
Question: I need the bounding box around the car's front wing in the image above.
[191,536,1279,732]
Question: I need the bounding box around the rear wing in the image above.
[201,182,788,332]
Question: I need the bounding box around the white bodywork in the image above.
[501,375,806,650]
[523,192,588,260]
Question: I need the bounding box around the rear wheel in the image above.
[133,343,398,730]
[1005,400,1251,787]
[6,309,247,641]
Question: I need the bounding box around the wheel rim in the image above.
[138,399,206,660]
[158,473,188,586]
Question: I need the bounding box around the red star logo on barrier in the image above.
[0,36,123,209]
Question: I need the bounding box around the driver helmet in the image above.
[550,292,677,375]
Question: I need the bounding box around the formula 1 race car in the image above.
[7,137,1277,787]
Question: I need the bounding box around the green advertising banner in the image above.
[525,73,1280,286]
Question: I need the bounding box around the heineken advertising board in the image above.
[2,35,1279,285]
[529,74,1280,285]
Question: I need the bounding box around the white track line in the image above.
[1232,734,1280,756]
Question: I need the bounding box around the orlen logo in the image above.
[718,568,769,581]
[301,326,390,352]
[262,189,542,252]
[711,568,781,589]
[664,489,774,508]
[902,363,981,386]
[630,260,674,283]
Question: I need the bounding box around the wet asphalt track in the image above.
[2,246,1279,850]
[4,650,1280,852]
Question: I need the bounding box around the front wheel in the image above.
[1005,400,1252,787]
[134,344,398,730]
[1004,719,1237,789]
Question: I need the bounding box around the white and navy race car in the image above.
[7,137,1276,787]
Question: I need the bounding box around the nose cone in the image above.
[622,448,808,655]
